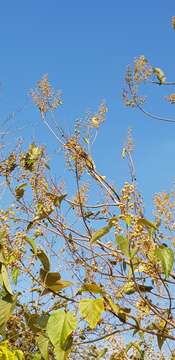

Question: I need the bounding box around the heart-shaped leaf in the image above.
[79,298,104,329]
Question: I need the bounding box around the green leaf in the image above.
[1,264,13,295]
[26,313,49,333]
[32,353,42,360]
[91,223,113,244]
[79,298,104,329]
[37,314,49,329]
[116,235,137,259]
[47,310,77,346]
[54,345,70,360]
[116,235,129,257]
[47,310,77,359]
[12,267,20,285]
[27,314,43,333]
[37,249,50,271]
[61,334,73,351]
[130,247,139,259]
[0,295,17,334]
[36,334,49,360]
[155,245,174,278]
[25,313,49,333]
[25,237,37,254]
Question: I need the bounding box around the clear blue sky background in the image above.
[1,1,175,215]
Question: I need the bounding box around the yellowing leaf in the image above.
[40,269,72,294]
[79,298,104,329]
[45,280,73,294]
[155,245,174,278]
[37,249,50,271]
[80,283,104,294]
[40,269,61,284]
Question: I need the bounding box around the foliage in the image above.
[0,20,175,360]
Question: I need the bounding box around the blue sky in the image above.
[1,1,175,215]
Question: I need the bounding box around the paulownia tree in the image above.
[1,21,175,359]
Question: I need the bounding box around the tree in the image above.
[0,27,175,360]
